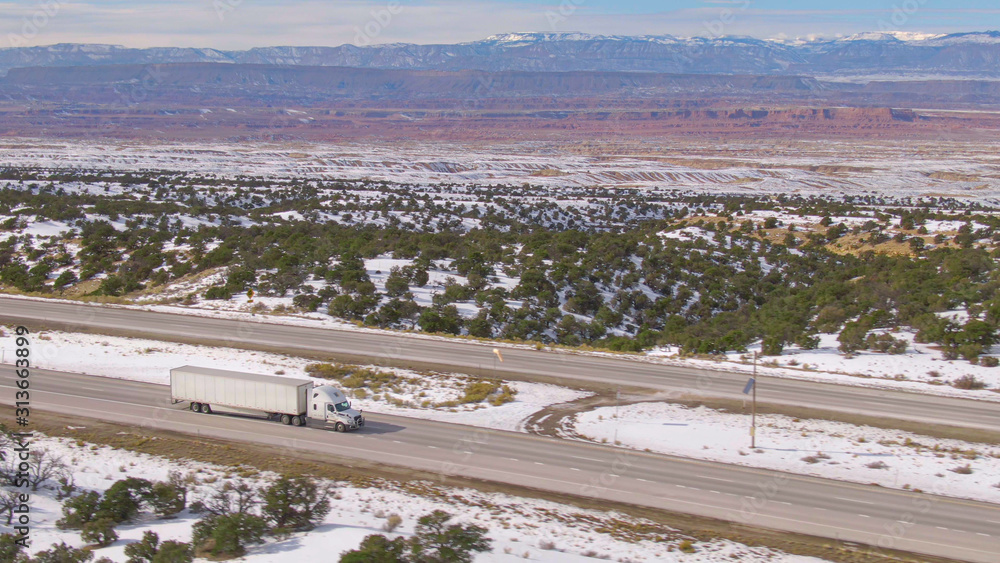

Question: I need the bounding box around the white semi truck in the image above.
[170,365,365,432]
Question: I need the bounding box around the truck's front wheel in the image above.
[334,422,346,432]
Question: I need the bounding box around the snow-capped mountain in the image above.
[0,31,998,78]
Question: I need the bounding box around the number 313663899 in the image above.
[14,326,30,425]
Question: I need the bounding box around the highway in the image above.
[2,368,999,562]
[2,296,1000,432]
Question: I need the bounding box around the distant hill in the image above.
[1,31,1000,79]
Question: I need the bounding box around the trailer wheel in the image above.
[281,414,292,425]
[202,404,212,414]
[290,416,303,426]
[191,403,202,413]
[334,422,346,433]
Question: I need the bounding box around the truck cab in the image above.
[310,386,365,432]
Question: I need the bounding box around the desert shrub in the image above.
[383,514,403,533]
[304,363,353,380]
[950,464,974,475]
[203,286,231,300]
[677,540,696,553]
[952,375,986,390]
[980,356,999,368]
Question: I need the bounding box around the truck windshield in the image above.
[335,400,351,412]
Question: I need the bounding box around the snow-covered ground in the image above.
[17,435,829,563]
[649,331,1000,401]
[2,137,1000,199]
[22,328,588,432]
[572,401,1000,503]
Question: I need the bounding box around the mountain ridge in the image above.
[2,31,1000,78]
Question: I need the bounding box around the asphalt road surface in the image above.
[2,368,998,562]
[2,297,1000,432]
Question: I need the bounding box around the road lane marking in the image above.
[535,462,545,466]
[977,533,991,537]
[570,455,605,463]
[858,515,871,518]
[835,497,875,505]
[570,468,581,471]
[703,476,734,483]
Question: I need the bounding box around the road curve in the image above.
[1,368,998,562]
[2,296,999,432]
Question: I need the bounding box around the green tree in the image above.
[152,541,193,563]
[57,491,101,530]
[29,542,94,563]
[191,513,268,559]
[98,478,152,523]
[340,535,409,563]
[838,321,868,354]
[149,481,186,518]
[261,475,331,532]
[124,531,159,563]
[409,510,491,563]
[0,533,26,563]
[81,517,118,547]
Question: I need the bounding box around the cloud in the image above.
[0,0,994,49]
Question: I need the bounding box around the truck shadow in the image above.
[355,420,406,435]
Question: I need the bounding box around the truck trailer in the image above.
[170,365,364,432]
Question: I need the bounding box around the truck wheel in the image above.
[293,416,306,426]
[334,422,346,433]
[191,403,202,413]
[281,414,291,425]
[202,404,212,414]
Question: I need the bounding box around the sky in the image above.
[2,0,999,50]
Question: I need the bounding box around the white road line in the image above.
[775,501,792,506]
[937,527,950,530]
[427,445,438,449]
[709,490,721,494]
[535,462,545,466]
[703,476,734,483]
[977,533,991,537]
[858,515,871,518]
[636,478,650,482]
[508,458,519,462]
[570,468,581,471]
[835,497,875,505]
[570,455,605,463]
